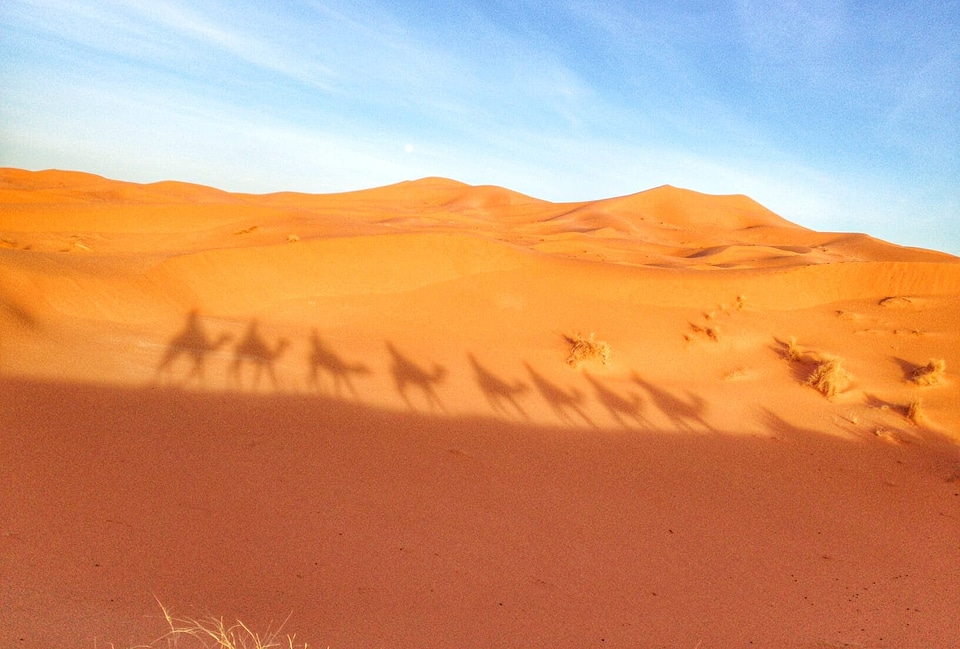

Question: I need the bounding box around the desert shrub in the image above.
[565,332,611,369]
[783,336,803,362]
[806,354,852,398]
[907,399,924,425]
[909,358,946,386]
[151,603,308,649]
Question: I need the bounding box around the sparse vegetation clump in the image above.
[909,358,946,386]
[907,398,924,426]
[150,603,309,649]
[565,332,611,369]
[782,336,804,362]
[806,354,852,398]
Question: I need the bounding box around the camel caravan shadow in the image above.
[386,342,447,412]
[153,311,713,430]
[230,320,290,391]
[307,330,371,398]
[469,353,528,420]
[155,309,232,387]
[524,362,594,427]
[155,312,290,391]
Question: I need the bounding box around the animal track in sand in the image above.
[686,321,721,343]
[853,327,924,337]
[835,309,865,321]
[836,305,925,338]
[879,295,919,309]
[684,300,742,344]
[721,367,757,382]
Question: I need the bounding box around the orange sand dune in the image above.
[1,168,959,648]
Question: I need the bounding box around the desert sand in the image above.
[1,167,958,648]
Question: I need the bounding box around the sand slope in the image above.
[2,168,959,648]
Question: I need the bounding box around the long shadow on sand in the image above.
[307,330,372,399]
[2,376,958,649]
[468,353,529,420]
[386,342,447,411]
[523,362,594,427]
[156,310,233,387]
[632,373,711,432]
[230,320,290,391]
[583,373,646,428]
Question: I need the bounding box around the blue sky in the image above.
[2,0,958,254]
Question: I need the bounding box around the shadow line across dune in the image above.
[1,375,958,648]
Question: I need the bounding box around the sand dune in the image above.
[1,168,958,648]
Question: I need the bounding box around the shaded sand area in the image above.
[2,168,959,647]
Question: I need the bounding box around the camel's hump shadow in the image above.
[156,310,232,386]
[524,362,594,427]
[307,330,372,399]
[386,342,447,411]
[230,320,289,390]
[468,353,529,419]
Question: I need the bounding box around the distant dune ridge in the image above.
[1,168,959,648]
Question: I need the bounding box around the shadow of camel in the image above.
[386,342,446,412]
[468,353,529,420]
[307,330,371,399]
[230,320,289,391]
[632,373,711,432]
[583,373,646,428]
[156,309,232,387]
[523,363,594,427]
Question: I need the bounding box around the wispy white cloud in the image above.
[2,0,340,91]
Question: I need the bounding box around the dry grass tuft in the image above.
[782,336,804,362]
[909,358,946,386]
[143,602,309,649]
[565,332,611,369]
[806,354,852,398]
[906,399,924,426]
